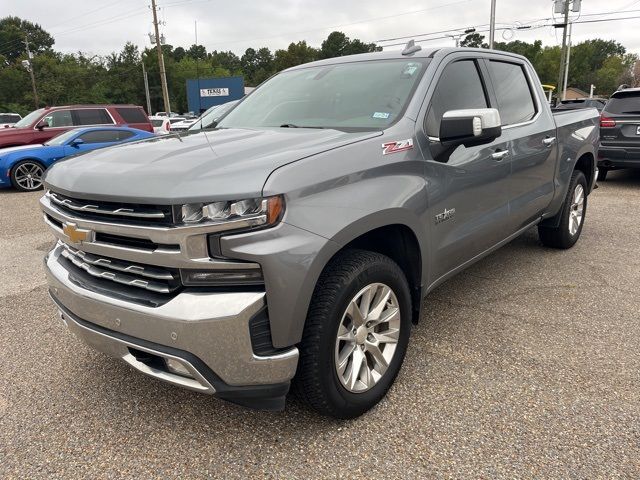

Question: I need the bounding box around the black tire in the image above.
[294,249,412,419]
[10,159,45,192]
[598,168,609,181]
[538,170,587,249]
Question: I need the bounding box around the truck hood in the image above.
[44,127,381,204]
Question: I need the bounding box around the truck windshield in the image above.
[217,59,429,131]
[13,109,44,128]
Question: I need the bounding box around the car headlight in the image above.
[180,195,285,229]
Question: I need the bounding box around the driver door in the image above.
[419,57,512,283]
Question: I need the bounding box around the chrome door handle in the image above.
[491,150,510,160]
[543,136,556,146]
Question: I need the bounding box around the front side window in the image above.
[43,110,73,127]
[425,60,488,137]
[488,61,536,125]
[77,130,122,144]
[218,59,429,131]
[74,108,113,126]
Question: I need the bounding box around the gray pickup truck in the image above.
[41,46,599,418]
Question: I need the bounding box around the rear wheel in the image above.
[294,249,412,419]
[10,160,45,191]
[538,170,587,249]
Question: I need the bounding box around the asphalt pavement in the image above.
[1,171,639,479]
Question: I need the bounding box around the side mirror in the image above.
[439,108,502,148]
[70,138,85,147]
[35,120,47,130]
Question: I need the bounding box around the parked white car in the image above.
[0,113,22,128]
[149,116,186,134]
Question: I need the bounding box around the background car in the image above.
[0,126,154,192]
[555,98,607,112]
[0,104,153,148]
[0,113,22,128]
[149,115,186,134]
[598,87,640,180]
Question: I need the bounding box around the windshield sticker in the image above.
[382,139,414,155]
[372,112,390,119]
[403,63,420,76]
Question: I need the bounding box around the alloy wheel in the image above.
[569,183,584,236]
[14,162,44,191]
[334,283,401,393]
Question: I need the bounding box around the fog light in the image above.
[165,358,193,378]
[181,268,264,286]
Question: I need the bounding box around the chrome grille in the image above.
[60,244,180,294]
[47,191,174,225]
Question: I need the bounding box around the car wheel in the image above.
[294,249,412,419]
[10,160,45,192]
[538,170,587,249]
[598,168,609,181]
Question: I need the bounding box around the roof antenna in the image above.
[402,39,422,56]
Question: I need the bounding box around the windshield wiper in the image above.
[279,123,326,129]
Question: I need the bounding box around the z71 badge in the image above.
[382,139,414,155]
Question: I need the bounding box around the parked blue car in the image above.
[0,126,155,191]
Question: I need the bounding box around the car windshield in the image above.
[45,129,80,146]
[13,109,44,128]
[217,59,429,131]
[187,101,238,132]
[605,94,640,114]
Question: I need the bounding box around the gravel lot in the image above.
[1,171,639,479]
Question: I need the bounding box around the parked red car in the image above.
[0,105,153,148]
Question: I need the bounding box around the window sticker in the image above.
[372,112,391,119]
[403,63,420,76]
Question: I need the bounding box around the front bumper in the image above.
[45,244,299,410]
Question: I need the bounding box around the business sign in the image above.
[200,88,229,97]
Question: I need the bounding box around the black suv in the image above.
[598,88,640,180]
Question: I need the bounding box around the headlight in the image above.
[180,195,285,228]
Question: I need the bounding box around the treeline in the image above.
[0,16,638,116]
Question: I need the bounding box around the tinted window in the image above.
[488,61,536,125]
[605,93,640,114]
[218,59,429,131]
[78,130,122,144]
[425,60,488,137]
[74,108,113,126]
[117,107,148,123]
[151,119,164,127]
[0,114,21,123]
[43,110,73,127]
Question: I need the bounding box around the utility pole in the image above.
[195,20,201,113]
[142,63,152,115]
[446,34,461,48]
[555,0,571,106]
[562,22,572,100]
[23,36,39,109]
[489,0,496,49]
[150,0,171,115]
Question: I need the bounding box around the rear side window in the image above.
[605,93,640,114]
[74,108,114,126]
[425,60,488,137]
[488,61,536,125]
[116,107,148,123]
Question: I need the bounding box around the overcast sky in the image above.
[6,0,640,57]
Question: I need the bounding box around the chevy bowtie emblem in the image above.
[62,222,94,245]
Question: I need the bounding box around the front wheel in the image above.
[10,160,45,191]
[538,170,587,249]
[294,249,412,419]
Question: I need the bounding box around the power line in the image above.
[52,7,149,37]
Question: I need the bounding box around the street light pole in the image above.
[489,0,496,49]
[556,0,571,105]
[150,0,171,115]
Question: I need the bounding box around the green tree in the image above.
[0,16,54,62]
[460,33,487,48]
[274,41,318,72]
[320,31,379,59]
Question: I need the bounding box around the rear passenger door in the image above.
[419,56,512,282]
[72,108,115,127]
[485,58,557,229]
